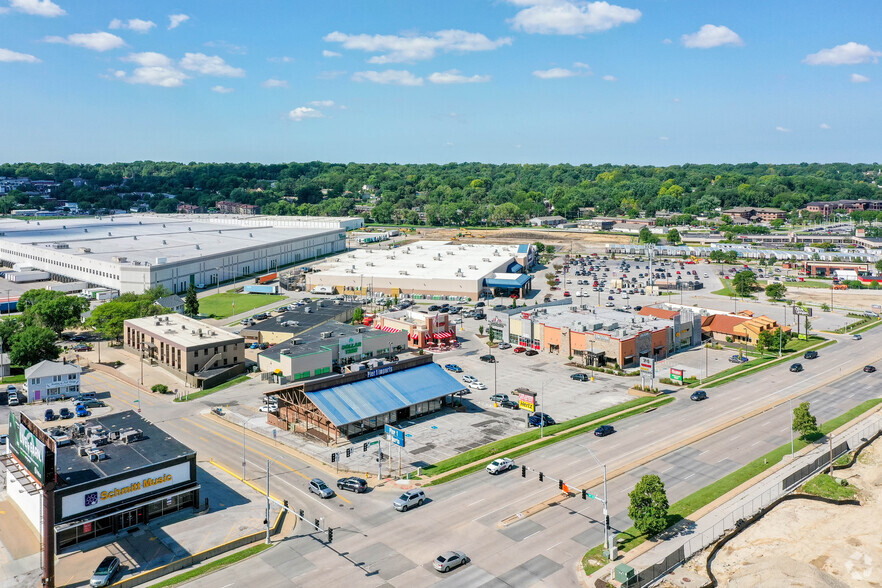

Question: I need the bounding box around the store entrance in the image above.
[116,508,141,531]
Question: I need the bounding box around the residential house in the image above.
[529,215,567,227]
[155,295,186,314]
[24,360,81,402]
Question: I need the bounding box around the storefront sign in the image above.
[670,368,684,383]
[60,462,192,519]
[639,357,655,378]
[8,413,46,484]
[367,366,394,378]
[338,335,363,358]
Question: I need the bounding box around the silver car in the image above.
[392,488,425,512]
[308,478,334,499]
[433,550,469,572]
[90,556,120,587]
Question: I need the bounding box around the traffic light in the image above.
[363,442,369,452]
[558,480,564,490]
[539,472,544,482]
[327,528,333,543]
[582,489,587,500]
[331,452,336,463]
[521,465,526,478]
[346,448,351,458]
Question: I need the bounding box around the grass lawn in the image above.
[608,397,882,554]
[711,283,736,297]
[199,293,287,319]
[175,375,250,402]
[421,396,671,483]
[852,319,882,335]
[149,542,274,588]
[693,338,833,389]
[801,473,856,500]
[1,374,26,384]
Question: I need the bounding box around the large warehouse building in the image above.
[0,214,361,295]
[306,241,536,300]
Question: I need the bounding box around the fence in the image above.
[622,412,882,588]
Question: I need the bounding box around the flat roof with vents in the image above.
[125,314,243,348]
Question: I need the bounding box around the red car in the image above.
[563,291,571,297]
[514,347,527,353]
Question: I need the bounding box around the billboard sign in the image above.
[639,357,655,378]
[384,424,405,448]
[518,391,536,412]
[8,413,46,484]
[670,368,684,383]
[792,306,812,317]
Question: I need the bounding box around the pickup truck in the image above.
[486,458,515,475]
[728,355,749,364]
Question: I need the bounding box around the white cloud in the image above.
[324,29,511,63]
[506,1,641,35]
[322,50,341,58]
[533,67,581,79]
[602,74,617,81]
[820,123,831,129]
[268,56,293,63]
[309,100,335,107]
[851,73,871,83]
[0,47,41,62]
[804,42,881,66]
[211,85,234,93]
[681,24,743,49]
[288,106,324,121]
[352,69,423,85]
[775,126,791,133]
[44,32,126,52]
[109,18,155,33]
[662,38,672,45]
[659,136,669,141]
[318,70,347,79]
[179,53,245,77]
[261,78,288,88]
[428,69,490,84]
[673,97,680,102]
[118,52,189,87]
[8,0,65,17]
[168,14,189,30]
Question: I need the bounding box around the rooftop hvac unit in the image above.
[156,257,166,264]
[188,227,192,231]
[356,326,366,333]
[320,331,333,339]
[120,429,143,444]
[78,446,89,457]
[84,228,88,232]
[446,251,454,255]
[111,256,127,263]
[468,265,477,270]
[249,233,253,237]
[366,261,373,266]
[218,230,222,234]
[416,263,425,268]
[399,270,408,275]
[78,247,91,254]
[162,240,167,245]
[108,232,112,236]
[133,236,137,240]
[195,244,200,250]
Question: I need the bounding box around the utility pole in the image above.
[540,381,545,439]
[265,459,271,544]
[789,397,794,457]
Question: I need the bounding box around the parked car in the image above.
[790,363,804,373]
[252,313,269,320]
[336,477,368,493]
[308,478,335,499]
[77,399,106,409]
[571,373,589,381]
[497,342,511,350]
[499,399,520,410]
[468,382,487,390]
[89,556,120,588]
[259,403,278,413]
[462,375,477,383]
[428,305,441,312]
[803,350,819,360]
[690,390,708,401]
[433,550,469,573]
[393,488,426,512]
[75,405,90,417]
[249,342,260,349]
[524,349,538,357]
[475,302,485,308]
[528,412,555,427]
[444,364,463,373]
[594,425,615,437]
[513,347,526,354]
[59,407,73,419]
[45,409,57,421]
[479,354,496,363]
[489,393,510,403]
[486,458,515,475]
[728,355,749,364]
[863,365,876,373]
[72,344,91,352]
[0,434,6,445]
[473,312,486,320]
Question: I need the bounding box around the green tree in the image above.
[875,259,882,274]
[0,317,23,351]
[352,307,364,323]
[765,282,787,300]
[151,384,169,394]
[17,289,89,335]
[9,325,60,366]
[86,292,166,341]
[638,227,658,244]
[488,329,495,344]
[732,270,758,297]
[533,242,546,254]
[184,283,199,316]
[770,218,785,229]
[478,325,484,336]
[792,401,819,439]
[666,228,681,245]
[756,328,782,356]
[628,474,670,537]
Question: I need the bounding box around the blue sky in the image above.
[1,0,880,165]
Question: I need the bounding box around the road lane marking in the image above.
[683,473,695,480]
[522,530,542,541]
[468,498,485,507]
[547,541,561,551]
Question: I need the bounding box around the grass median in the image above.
[148,542,274,588]
[174,375,250,402]
[590,397,882,561]
[424,396,674,486]
[694,338,833,389]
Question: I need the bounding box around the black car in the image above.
[803,350,818,360]
[428,305,441,311]
[499,399,520,410]
[524,349,538,357]
[475,302,485,308]
[70,334,89,342]
[473,312,486,320]
[594,425,615,437]
[336,477,368,493]
[690,390,708,401]
[479,354,496,363]
[528,412,555,427]
[790,363,804,373]
[571,373,589,381]
[864,365,876,373]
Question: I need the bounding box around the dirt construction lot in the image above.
[416,226,631,247]
[705,440,882,587]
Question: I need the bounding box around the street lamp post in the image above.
[789,397,794,457]
[584,447,610,554]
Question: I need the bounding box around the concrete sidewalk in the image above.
[584,404,882,587]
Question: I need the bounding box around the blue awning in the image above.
[507,262,524,273]
[306,364,466,426]
[484,274,532,289]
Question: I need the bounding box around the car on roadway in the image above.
[497,342,511,350]
[308,478,335,499]
[486,458,516,475]
[433,551,469,573]
[524,349,538,357]
[499,399,520,410]
[336,477,368,493]
[528,412,555,427]
[789,363,804,373]
[864,365,876,373]
[594,425,615,437]
[462,375,478,383]
[444,364,463,373]
[571,373,589,381]
[513,347,526,354]
[75,405,89,418]
[690,390,708,401]
[489,393,510,403]
[468,382,487,390]
[393,488,426,512]
[479,354,496,363]
[803,350,819,360]
[89,556,120,587]
[853,334,862,341]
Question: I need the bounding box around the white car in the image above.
[486,458,515,475]
[468,382,487,390]
[463,375,478,383]
[259,403,278,413]
[605,302,615,307]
